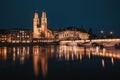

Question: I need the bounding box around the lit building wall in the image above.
[0,35,7,43]
[0,29,32,43]
[57,30,89,40]
[8,30,32,43]
[33,12,39,38]
[33,11,54,39]
[0,11,90,42]
[0,30,8,43]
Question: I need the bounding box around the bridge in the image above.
[59,38,120,46]
[6,38,120,46]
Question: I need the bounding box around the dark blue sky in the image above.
[0,0,120,36]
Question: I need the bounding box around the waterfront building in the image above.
[8,29,32,43]
[0,11,90,43]
[0,29,8,43]
[33,11,54,39]
[0,29,32,43]
[33,11,89,40]
[54,27,89,40]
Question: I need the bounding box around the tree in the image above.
[88,28,93,40]
[88,28,93,35]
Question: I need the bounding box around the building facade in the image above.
[33,11,54,39]
[0,30,8,43]
[33,11,89,40]
[54,27,89,40]
[0,29,32,43]
[0,11,90,43]
[57,30,89,40]
[8,29,32,43]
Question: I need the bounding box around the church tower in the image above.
[33,11,54,39]
[33,12,40,38]
[41,11,47,31]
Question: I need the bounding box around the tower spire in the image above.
[41,11,47,30]
[33,12,40,38]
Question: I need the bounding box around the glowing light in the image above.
[101,30,104,33]
[110,31,113,35]
[33,54,39,77]
[20,56,24,64]
[13,53,16,61]
[80,54,82,61]
[111,58,114,65]
[96,46,99,53]
[102,59,105,68]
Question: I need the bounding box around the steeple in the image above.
[41,11,47,30]
[34,12,39,19]
[33,12,40,38]
[42,11,46,18]
[34,12,39,26]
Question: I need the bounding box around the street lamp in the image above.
[110,31,113,38]
[101,30,104,34]
[110,31,113,35]
[100,30,104,39]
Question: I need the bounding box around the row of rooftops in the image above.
[0,26,88,33]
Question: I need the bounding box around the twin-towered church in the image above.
[33,11,89,40]
[33,11,54,39]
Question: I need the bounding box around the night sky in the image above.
[0,0,120,36]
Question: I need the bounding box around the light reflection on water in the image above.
[33,46,54,78]
[0,45,120,79]
[56,45,120,65]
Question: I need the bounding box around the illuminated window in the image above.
[17,35,20,37]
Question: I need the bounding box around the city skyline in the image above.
[0,0,120,36]
[0,1,120,79]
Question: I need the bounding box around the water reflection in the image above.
[0,47,7,61]
[111,58,114,65]
[102,59,105,68]
[57,45,92,61]
[11,46,30,64]
[0,45,55,79]
[57,45,120,68]
[33,45,55,78]
[0,45,120,79]
[0,46,30,63]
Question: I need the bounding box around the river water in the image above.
[0,45,120,80]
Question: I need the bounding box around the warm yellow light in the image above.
[102,59,105,68]
[111,58,114,65]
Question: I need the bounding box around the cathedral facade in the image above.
[33,11,54,39]
[33,11,89,40]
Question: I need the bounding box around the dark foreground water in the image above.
[0,45,120,80]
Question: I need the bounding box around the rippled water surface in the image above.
[0,45,120,80]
